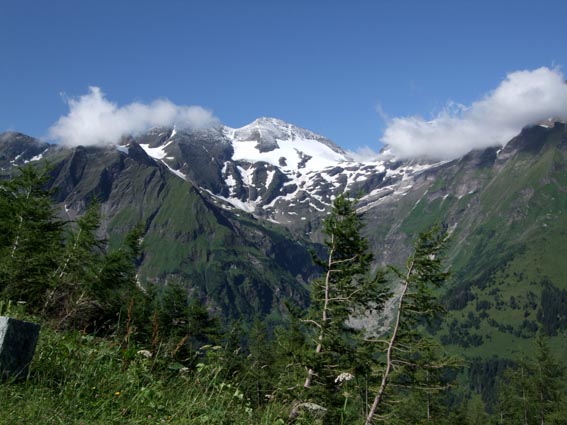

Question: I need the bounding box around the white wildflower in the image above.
[302,402,327,412]
[335,372,354,383]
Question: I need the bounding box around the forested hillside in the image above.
[1,168,566,423]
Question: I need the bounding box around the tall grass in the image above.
[0,320,286,424]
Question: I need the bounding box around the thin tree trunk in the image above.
[523,389,528,425]
[11,187,31,258]
[56,228,82,279]
[304,235,334,388]
[519,366,528,425]
[365,259,414,425]
[540,388,544,425]
[10,215,23,258]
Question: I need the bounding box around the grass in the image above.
[0,314,288,425]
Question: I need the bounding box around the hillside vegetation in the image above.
[1,168,566,423]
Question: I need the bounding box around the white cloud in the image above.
[382,67,567,160]
[346,146,383,162]
[49,87,219,146]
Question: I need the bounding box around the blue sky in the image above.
[1,0,566,153]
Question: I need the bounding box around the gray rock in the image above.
[0,316,40,380]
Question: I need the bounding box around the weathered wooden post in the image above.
[0,316,40,380]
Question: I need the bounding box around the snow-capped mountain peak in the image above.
[228,117,337,145]
[133,117,437,225]
[224,117,350,173]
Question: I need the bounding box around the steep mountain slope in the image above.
[0,133,315,320]
[0,118,444,321]
[1,119,566,354]
[127,118,438,237]
[363,122,567,357]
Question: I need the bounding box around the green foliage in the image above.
[0,325,282,424]
[0,164,64,308]
[359,126,567,370]
[495,334,566,424]
[537,280,567,335]
[0,165,148,333]
[465,393,488,425]
[153,281,221,360]
[3,136,567,423]
[246,316,277,406]
[466,356,515,407]
[92,224,144,328]
[300,194,385,422]
[366,227,459,424]
[44,201,104,326]
[122,174,313,322]
[269,316,308,401]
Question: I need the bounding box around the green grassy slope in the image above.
[366,124,567,359]
[45,143,315,321]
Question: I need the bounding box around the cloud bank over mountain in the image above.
[49,87,219,146]
[382,67,567,160]
[49,68,567,159]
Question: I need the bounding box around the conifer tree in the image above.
[365,227,454,424]
[153,281,221,360]
[270,313,308,402]
[0,164,64,309]
[300,194,384,421]
[466,393,489,425]
[46,201,104,324]
[531,334,563,425]
[93,223,144,328]
[496,334,565,425]
[246,316,276,406]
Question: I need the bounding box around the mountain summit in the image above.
[123,118,438,227]
[225,117,346,157]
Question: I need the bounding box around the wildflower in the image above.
[334,372,354,383]
[137,349,152,358]
[289,402,327,420]
[114,391,121,396]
